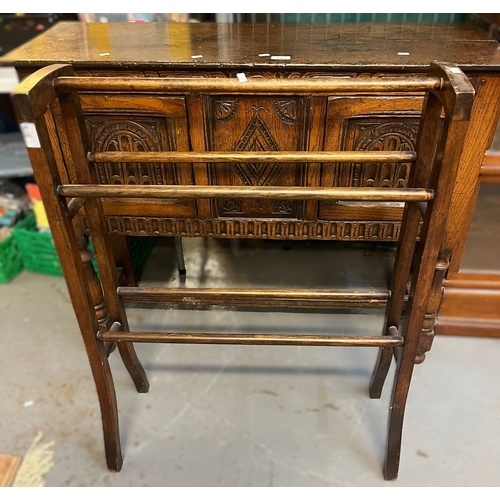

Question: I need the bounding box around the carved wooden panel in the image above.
[75,68,427,81]
[320,96,424,221]
[204,95,313,219]
[104,216,400,241]
[80,94,196,218]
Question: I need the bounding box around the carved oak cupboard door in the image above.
[205,96,315,219]
[320,96,423,223]
[80,94,196,218]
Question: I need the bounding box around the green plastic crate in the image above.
[129,236,157,273]
[13,213,63,276]
[13,212,156,277]
[91,234,156,278]
[0,230,24,283]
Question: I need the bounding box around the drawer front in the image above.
[80,94,196,218]
[320,95,423,222]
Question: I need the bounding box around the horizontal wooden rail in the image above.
[480,162,500,183]
[88,151,417,164]
[118,287,391,310]
[58,185,434,202]
[97,331,404,347]
[55,76,442,94]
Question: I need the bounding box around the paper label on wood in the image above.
[20,122,41,148]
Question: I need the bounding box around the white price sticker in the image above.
[20,122,41,148]
[271,55,291,60]
[237,73,248,82]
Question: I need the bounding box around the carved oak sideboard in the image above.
[3,21,500,336]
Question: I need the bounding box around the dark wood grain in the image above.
[320,95,423,222]
[2,22,500,71]
[118,287,390,310]
[81,93,196,219]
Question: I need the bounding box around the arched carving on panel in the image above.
[353,121,419,188]
[87,119,179,186]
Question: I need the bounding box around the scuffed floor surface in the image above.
[1,238,500,486]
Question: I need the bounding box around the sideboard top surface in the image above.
[2,21,500,71]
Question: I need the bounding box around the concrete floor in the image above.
[2,236,500,486]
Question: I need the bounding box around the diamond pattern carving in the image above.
[231,112,282,186]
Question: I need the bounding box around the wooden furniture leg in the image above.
[174,237,186,276]
[12,75,124,468]
[57,89,150,394]
[370,91,443,399]
[382,65,474,478]
[384,252,450,479]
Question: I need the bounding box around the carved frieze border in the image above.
[104,217,401,241]
[75,69,426,80]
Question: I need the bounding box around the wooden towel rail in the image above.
[12,61,474,481]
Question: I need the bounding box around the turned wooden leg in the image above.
[88,240,149,393]
[79,236,115,355]
[415,252,450,364]
[99,239,150,393]
[80,235,149,393]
